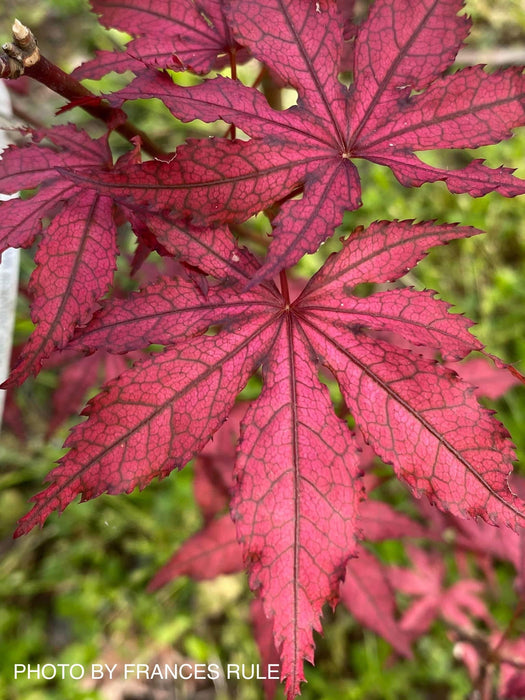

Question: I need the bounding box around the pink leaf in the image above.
[193,402,246,520]
[312,328,523,527]
[341,546,412,657]
[348,0,470,133]
[68,275,275,354]
[15,322,277,537]
[45,351,129,438]
[227,0,346,127]
[47,353,103,437]
[388,546,492,639]
[60,138,315,225]
[88,0,243,75]
[83,0,525,279]
[250,159,361,285]
[2,125,248,384]
[132,213,255,283]
[302,220,481,292]
[5,193,117,384]
[358,68,525,152]
[366,153,525,198]
[17,219,525,698]
[0,182,70,257]
[449,357,521,400]
[232,327,362,697]
[305,287,481,361]
[71,49,144,81]
[0,125,110,192]
[358,500,427,542]
[149,513,243,589]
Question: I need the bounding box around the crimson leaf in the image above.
[73,0,247,80]
[72,0,525,281]
[341,546,412,657]
[0,127,118,383]
[15,219,525,697]
[46,350,129,437]
[387,545,492,639]
[0,126,248,383]
[152,445,421,661]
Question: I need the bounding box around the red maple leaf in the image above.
[192,402,246,521]
[14,218,525,697]
[341,546,412,657]
[0,126,119,384]
[148,500,420,686]
[0,125,248,384]
[448,356,521,400]
[72,0,247,81]
[68,0,525,282]
[150,423,419,664]
[387,545,493,640]
[337,498,427,658]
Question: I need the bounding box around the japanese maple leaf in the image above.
[153,431,423,660]
[341,546,412,657]
[336,499,427,658]
[15,219,525,697]
[149,403,246,587]
[0,126,246,385]
[72,0,247,81]
[149,407,387,591]
[74,0,525,282]
[148,502,416,683]
[418,489,525,596]
[387,545,493,640]
[0,126,119,384]
[151,428,418,659]
[193,402,247,521]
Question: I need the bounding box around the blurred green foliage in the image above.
[1,0,525,698]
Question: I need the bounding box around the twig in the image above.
[0,20,168,160]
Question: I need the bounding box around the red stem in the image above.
[224,64,267,140]
[280,270,290,304]
[227,49,238,140]
[251,66,266,90]
[230,48,238,82]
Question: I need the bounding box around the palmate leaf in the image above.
[0,127,118,384]
[72,0,247,80]
[0,125,249,384]
[68,0,525,282]
[149,414,419,667]
[341,546,412,657]
[387,545,493,639]
[232,324,362,690]
[15,219,525,698]
[9,192,118,386]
